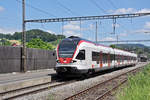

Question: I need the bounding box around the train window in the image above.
[76,50,85,60]
[125,56,127,60]
[102,53,108,63]
[92,52,100,61]
[123,56,124,61]
[58,40,77,58]
[92,52,96,61]
[110,54,115,62]
[120,55,122,62]
[116,55,120,62]
[115,55,118,61]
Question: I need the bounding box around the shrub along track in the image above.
[64,65,145,100]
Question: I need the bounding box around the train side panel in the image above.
[55,36,138,77]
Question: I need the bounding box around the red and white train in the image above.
[55,36,138,76]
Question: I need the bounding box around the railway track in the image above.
[0,78,76,100]
[64,65,144,100]
[0,63,147,100]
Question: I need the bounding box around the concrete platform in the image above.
[0,69,56,93]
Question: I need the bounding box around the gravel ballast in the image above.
[17,63,147,100]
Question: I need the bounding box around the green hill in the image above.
[110,44,150,58]
[0,29,65,42]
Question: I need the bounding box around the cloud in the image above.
[69,21,81,25]
[136,8,150,13]
[0,28,20,34]
[133,29,150,34]
[63,22,80,31]
[112,23,120,28]
[100,37,116,41]
[130,22,150,35]
[119,33,127,37]
[0,6,4,12]
[108,8,136,14]
[108,8,150,14]
[46,30,56,34]
[64,30,82,37]
[89,24,95,30]
[63,21,83,37]
[144,22,150,29]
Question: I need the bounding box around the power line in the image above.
[15,0,57,17]
[106,0,130,33]
[89,0,106,14]
[107,0,118,9]
[55,0,79,16]
[89,0,129,35]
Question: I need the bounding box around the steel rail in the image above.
[94,79,127,100]
[0,79,76,100]
[64,65,144,100]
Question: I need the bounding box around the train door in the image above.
[75,49,87,68]
[85,47,92,69]
[108,53,110,67]
[114,50,117,68]
[100,51,103,68]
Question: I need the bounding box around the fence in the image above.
[0,46,56,73]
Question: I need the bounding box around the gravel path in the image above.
[17,63,147,100]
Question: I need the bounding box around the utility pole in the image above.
[117,35,118,44]
[113,18,116,34]
[95,21,98,43]
[22,0,26,72]
[80,20,82,34]
[62,21,64,35]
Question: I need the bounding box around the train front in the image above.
[55,37,84,76]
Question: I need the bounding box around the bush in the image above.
[27,38,53,50]
[117,65,150,100]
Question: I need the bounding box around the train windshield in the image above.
[58,40,77,58]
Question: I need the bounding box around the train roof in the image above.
[63,36,137,56]
[67,36,91,42]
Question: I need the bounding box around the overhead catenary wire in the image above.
[89,0,106,14]
[15,0,57,17]
[55,0,80,16]
[106,0,130,32]
[89,0,129,37]
[107,0,118,9]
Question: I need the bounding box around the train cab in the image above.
[55,36,88,76]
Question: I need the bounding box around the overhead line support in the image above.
[22,0,26,72]
[25,13,150,23]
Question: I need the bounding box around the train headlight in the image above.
[71,60,77,63]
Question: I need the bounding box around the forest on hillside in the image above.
[0,29,150,57]
[110,44,150,58]
[0,29,65,42]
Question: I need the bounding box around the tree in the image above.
[0,38,11,46]
[26,38,53,50]
[110,44,116,48]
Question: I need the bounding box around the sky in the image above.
[0,0,150,46]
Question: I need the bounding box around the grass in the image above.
[117,64,150,100]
